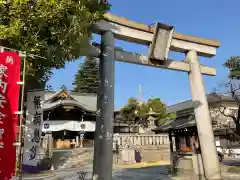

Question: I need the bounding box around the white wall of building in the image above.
[42,121,96,132]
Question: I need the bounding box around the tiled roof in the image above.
[155,93,236,132]
[44,90,119,112]
[152,114,195,132]
[166,93,235,113]
[43,99,95,112]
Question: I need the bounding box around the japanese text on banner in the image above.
[29,95,42,161]
[22,91,44,166]
[0,51,21,179]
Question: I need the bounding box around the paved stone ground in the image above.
[20,164,172,180]
[17,158,240,180]
[18,165,240,180]
[113,166,171,180]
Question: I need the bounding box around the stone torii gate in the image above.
[89,14,222,180]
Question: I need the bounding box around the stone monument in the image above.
[139,108,159,134]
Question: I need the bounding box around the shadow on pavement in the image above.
[113,165,171,180]
[222,157,240,166]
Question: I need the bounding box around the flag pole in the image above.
[15,51,26,179]
[0,46,46,179]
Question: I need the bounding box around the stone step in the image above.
[57,149,94,170]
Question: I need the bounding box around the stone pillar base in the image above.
[119,149,136,164]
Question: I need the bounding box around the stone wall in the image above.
[138,145,170,162]
[36,145,170,170]
[112,134,170,164]
[37,133,171,169]
[113,145,170,164]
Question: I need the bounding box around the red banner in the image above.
[0,51,20,179]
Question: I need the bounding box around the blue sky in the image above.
[48,0,239,109]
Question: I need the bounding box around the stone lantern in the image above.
[140,108,159,134]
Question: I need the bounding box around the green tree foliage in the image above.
[46,84,53,91]
[72,56,99,93]
[147,98,176,125]
[119,98,139,126]
[224,56,240,79]
[120,97,176,127]
[60,84,67,90]
[0,0,110,90]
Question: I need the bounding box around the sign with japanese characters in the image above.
[0,51,21,179]
[22,91,45,166]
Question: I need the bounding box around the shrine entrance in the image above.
[9,13,223,180]
[89,14,222,180]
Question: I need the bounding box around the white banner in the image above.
[22,91,45,166]
[42,121,95,132]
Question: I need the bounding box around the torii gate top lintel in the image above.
[94,13,220,58]
[90,13,220,76]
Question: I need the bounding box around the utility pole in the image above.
[92,30,115,180]
[186,50,222,180]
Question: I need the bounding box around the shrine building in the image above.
[152,93,238,177]
[41,89,138,148]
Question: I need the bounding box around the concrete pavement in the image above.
[16,158,240,180]
[18,164,172,180]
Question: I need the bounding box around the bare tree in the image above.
[213,79,240,137]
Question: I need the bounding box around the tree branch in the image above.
[229,80,240,103]
[219,105,237,123]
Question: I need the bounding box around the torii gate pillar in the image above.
[93,31,115,180]
[186,50,222,180]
